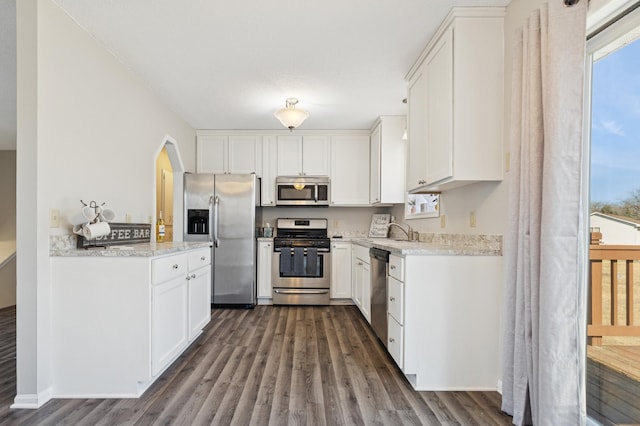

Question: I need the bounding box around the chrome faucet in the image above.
[387,222,415,241]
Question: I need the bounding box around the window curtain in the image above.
[501,1,588,425]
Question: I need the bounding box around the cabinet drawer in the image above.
[389,255,404,281]
[388,276,404,325]
[188,248,211,270]
[152,254,188,284]
[352,244,370,264]
[387,314,404,370]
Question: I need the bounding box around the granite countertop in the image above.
[50,241,212,257]
[350,237,502,256]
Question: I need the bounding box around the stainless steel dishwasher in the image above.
[370,247,390,347]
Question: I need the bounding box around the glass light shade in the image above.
[274,98,310,130]
[274,108,309,130]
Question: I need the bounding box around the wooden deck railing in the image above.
[589,243,640,345]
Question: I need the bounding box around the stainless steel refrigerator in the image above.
[183,173,261,307]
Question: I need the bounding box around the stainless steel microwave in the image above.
[275,176,330,206]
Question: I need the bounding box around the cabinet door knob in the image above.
[201,256,206,261]
[267,243,271,247]
[172,264,179,269]
[390,265,396,270]
[389,338,395,343]
[191,273,196,279]
[186,275,191,281]
[390,296,395,301]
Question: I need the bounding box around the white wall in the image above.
[15,0,196,407]
[391,181,506,235]
[262,206,393,237]
[39,5,196,231]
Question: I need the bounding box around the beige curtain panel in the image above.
[501,1,588,425]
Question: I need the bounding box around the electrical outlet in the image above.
[125,213,132,223]
[470,211,477,228]
[440,214,446,228]
[49,209,60,228]
[505,152,511,172]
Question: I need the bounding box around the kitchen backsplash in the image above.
[50,235,77,251]
[387,227,502,251]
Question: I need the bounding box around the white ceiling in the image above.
[0,0,511,149]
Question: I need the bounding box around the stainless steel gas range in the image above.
[271,218,331,305]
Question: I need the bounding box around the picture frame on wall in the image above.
[405,193,440,219]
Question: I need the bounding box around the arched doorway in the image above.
[154,136,185,242]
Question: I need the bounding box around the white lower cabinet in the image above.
[387,258,405,370]
[257,240,273,300]
[347,247,501,391]
[351,244,371,322]
[330,241,351,299]
[187,265,212,341]
[387,314,404,369]
[51,245,212,398]
[401,254,501,390]
[152,275,189,376]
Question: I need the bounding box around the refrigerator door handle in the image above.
[208,195,214,243]
[213,195,220,247]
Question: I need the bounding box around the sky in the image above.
[590,37,640,204]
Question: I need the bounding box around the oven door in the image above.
[272,249,331,305]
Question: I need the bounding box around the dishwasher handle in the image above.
[369,247,390,262]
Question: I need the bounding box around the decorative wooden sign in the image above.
[368,214,391,238]
[77,223,152,248]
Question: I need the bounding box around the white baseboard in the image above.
[497,379,502,395]
[11,387,52,409]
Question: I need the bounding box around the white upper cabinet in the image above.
[196,135,226,174]
[330,135,370,206]
[196,133,262,175]
[407,69,428,189]
[425,28,454,185]
[228,136,263,175]
[405,8,505,192]
[276,135,303,176]
[370,116,406,205]
[302,136,330,176]
[276,135,330,176]
[261,136,278,206]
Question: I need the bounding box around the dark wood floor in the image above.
[0,304,511,425]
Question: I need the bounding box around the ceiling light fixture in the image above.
[274,98,309,131]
